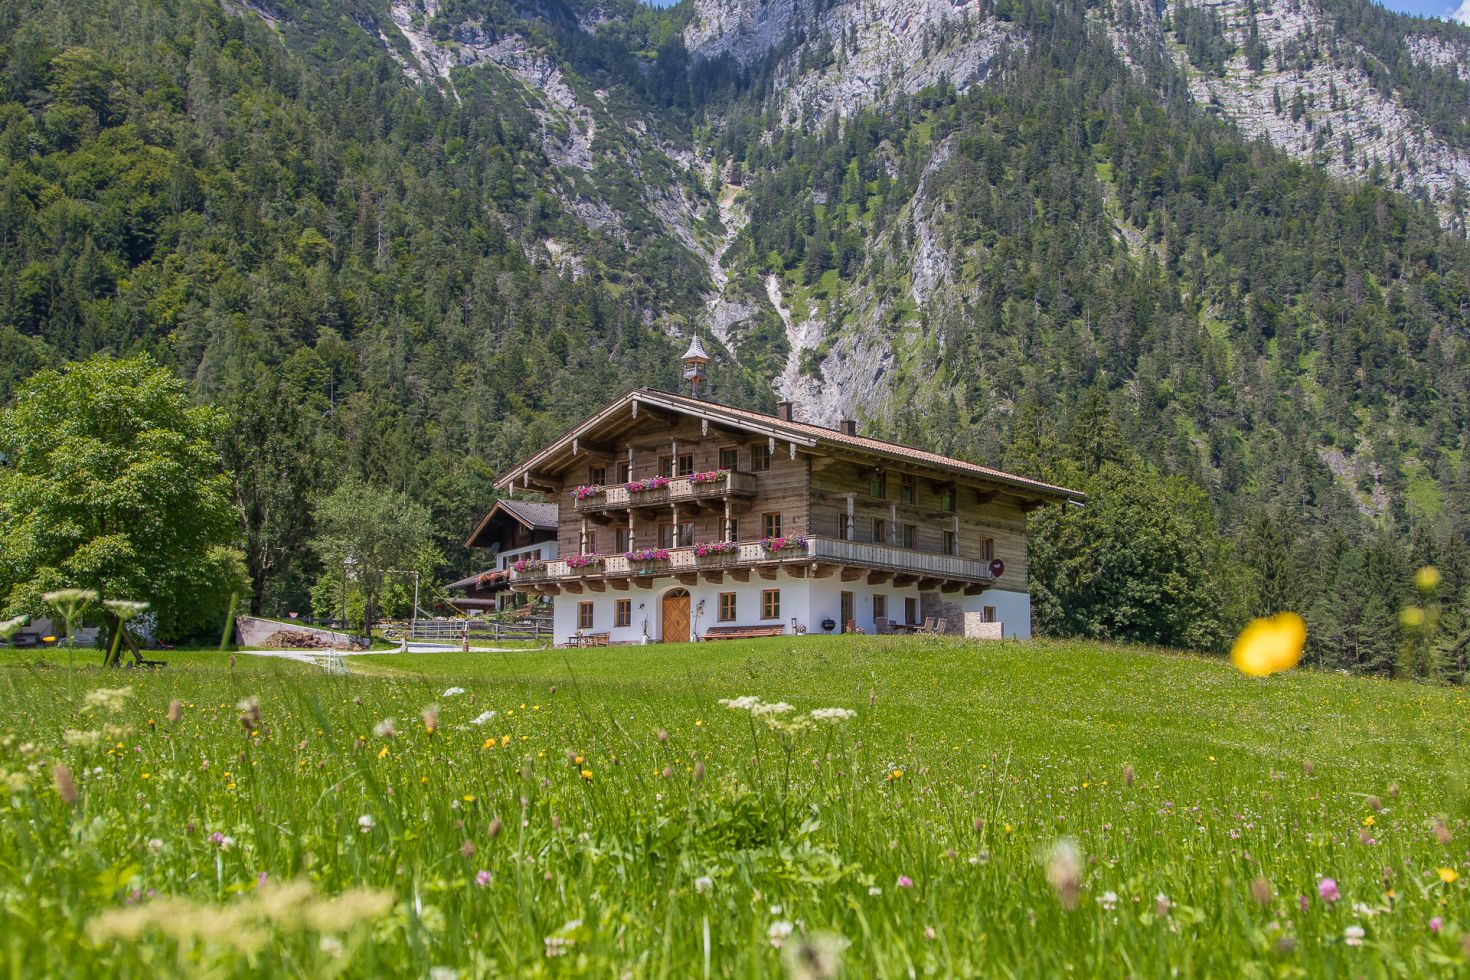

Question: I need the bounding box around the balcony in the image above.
[510,536,994,595]
[572,471,758,516]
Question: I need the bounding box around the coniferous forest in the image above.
[1,0,1467,676]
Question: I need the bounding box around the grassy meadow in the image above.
[1,636,1468,976]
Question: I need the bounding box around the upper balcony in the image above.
[509,536,994,595]
[571,470,758,516]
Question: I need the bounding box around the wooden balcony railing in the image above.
[510,536,994,587]
[572,471,758,514]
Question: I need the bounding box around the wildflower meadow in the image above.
[1,635,1467,976]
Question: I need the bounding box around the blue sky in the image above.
[1379,0,1469,20]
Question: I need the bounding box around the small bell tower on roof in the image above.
[681,333,710,399]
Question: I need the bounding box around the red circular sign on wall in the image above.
[989,558,1006,578]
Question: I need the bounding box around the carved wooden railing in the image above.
[572,471,757,513]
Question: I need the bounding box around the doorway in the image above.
[840,591,854,632]
[661,589,691,643]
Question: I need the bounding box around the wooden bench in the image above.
[702,625,785,641]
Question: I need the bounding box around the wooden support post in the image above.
[889,502,898,544]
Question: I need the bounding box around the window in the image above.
[982,605,997,624]
[872,517,887,544]
[615,599,632,628]
[589,465,606,486]
[584,530,597,554]
[981,537,995,562]
[718,592,737,622]
[839,513,853,540]
[616,528,630,553]
[726,519,739,542]
[873,594,887,621]
[751,443,772,471]
[902,524,917,549]
[719,447,740,471]
[942,530,957,556]
[658,456,673,478]
[905,596,919,625]
[870,471,886,498]
[616,461,631,483]
[763,512,782,538]
[658,523,693,548]
[761,589,781,620]
[901,474,916,504]
[677,453,694,476]
[578,602,594,630]
[940,485,957,512]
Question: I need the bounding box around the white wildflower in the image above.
[373,719,397,738]
[84,687,134,713]
[694,876,713,894]
[442,687,466,698]
[469,711,497,726]
[718,695,764,711]
[751,702,795,717]
[63,729,102,748]
[767,920,794,948]
[358,814,375,833]
[809,707,856,724]
[1099,890,1118,911]
[1344,925,1365,947]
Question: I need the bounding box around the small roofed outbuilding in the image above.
[450,499,560,611]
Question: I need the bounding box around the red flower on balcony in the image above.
[760,535,807,553]
[572,485,605,500]
[512,558,546,574]
[625,476,671,493]
[625,547,670,563]
[566,554,604,569]
[692,540,738,557]
[689,469,728,485]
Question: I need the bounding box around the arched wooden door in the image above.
[661,589,691,643]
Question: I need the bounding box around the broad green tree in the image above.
[0,355,247,639]
[311,478,432,638]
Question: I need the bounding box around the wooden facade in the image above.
[492,388,1083,643]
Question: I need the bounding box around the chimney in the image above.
[776,400,794,422]
[839,418,857,437]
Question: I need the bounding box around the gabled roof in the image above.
[464,498,559,549]
[496,389,1085,504]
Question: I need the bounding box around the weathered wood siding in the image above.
[556,416,810,555]
[807,457,1031,591]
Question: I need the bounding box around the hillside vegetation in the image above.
[1,636,1467,974]
[0,0,1467,670]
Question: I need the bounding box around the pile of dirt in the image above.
[263,630,336,650]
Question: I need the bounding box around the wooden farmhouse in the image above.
[492,340,1083,646]
[448,499,559,612]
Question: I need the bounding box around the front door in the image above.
[840,591,855,632]
[661,589,691,643]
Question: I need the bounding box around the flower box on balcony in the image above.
[572,485,604,500]
[565,554,604,570]
[692,540,738,558]
[625,547,671,563]
[760,535,808,554]
[689,469,728,485]
[475,570,509,587]
[512,558,545,574]
[625,476,671,493]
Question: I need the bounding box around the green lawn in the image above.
[1,637,1467,976]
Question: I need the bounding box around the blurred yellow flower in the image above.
[1400,606,1426,629]
[887,769,903,782]
[580,769,593,781]
[1230,612,1306,677]
[1415,566,1442,592]
[377,746,389,759]
[481,737,495,750]
[1438,867,1459,884]
[1363,815,1375,827]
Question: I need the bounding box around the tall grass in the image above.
[0,636,1466,976]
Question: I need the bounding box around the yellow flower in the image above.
[1438,867,1459,884]
[1230,612,1306,677]
[1415,566,1442,592]
[580,769,593,781]
[462,794,476,803]
[500,735,511,747]
[481,737,495,750]
[420,776,428,784]
[1363,815,1375,827]
[1004,824,1012,835]
[140,773,150,780]
[1400,606,1426,629]
[377,745,389,759]
[574,756,584,765]
[887,769,903,782]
